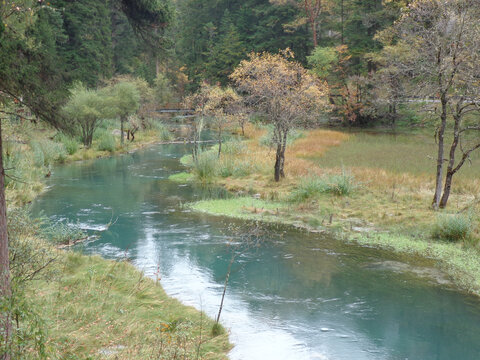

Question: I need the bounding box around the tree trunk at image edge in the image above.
[0,120,12,360]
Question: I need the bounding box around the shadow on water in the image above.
[32,142,480,360]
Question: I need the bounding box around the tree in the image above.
[201,84,242,157]
[108,81,140,144]
[376,0,480,209]
[230,49,329,181]
[62,85,108,147]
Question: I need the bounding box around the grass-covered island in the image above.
[177,125,480,295]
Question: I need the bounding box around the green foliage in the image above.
[96,133,117,152]
[307,46,338,79]
[63,84,109,147]
[432,214,473,243]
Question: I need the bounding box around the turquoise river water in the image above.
[33,143,480,360]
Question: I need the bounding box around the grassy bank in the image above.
[180,124,480,295]
[26,252,230,359]
[4,117,173,206]
[5,118,231,359]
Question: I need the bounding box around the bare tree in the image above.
[230,49,329,181]
[376,0,480,209]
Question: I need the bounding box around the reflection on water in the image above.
[33,143,480,360]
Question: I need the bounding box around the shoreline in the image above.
[186,196,480,297]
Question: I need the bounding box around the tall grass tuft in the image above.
[289,170,357,202]
[154,122,174,141]
[30,139,67,166]
[432,214,473,242]
[193,151,218,183]
[96,133,116,152]
[56,133,79,155]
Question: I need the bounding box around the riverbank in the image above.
[178,125,480,296]
[26,252,230,359]
[6,120,232,359]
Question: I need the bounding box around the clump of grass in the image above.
[30,139,67,167]
[96,133,116,152]
[56,133,79,155]
[193,151,218,183]
[211,322,225,337]
[289,176,329,202]
[327,170,357,196]
[432,214,473,242]
[289,170,357,202]
[154,122,174,141]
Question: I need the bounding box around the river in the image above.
[33,143,480,360]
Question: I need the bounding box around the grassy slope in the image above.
[183,125,480,295]
[29,252,230,359]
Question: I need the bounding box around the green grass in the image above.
[27,252,231,359]
[169,172,195,183]
[188,197,289,223]
[312,132,480,180]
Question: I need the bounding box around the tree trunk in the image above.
[216,256,234,323]
[311,19,318,48]
[0,120,12,360]
[217,128,222,158]
[120,116,125,145]
[274,141,282,182]
[274,129,288,181]
[432,95,448,210]
[439,113,461,209]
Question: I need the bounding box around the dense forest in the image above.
[1,0,480,359]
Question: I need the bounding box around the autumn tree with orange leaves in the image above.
[230,50,329,181]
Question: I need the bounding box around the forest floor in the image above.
[176,124,480,296]
[6,118,231,359]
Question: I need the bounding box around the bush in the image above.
[222,139,247,155]
[96,133,116,152]
[432,214,472,242]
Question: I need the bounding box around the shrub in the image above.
[96,133,116,152]
[432,214,472,242]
